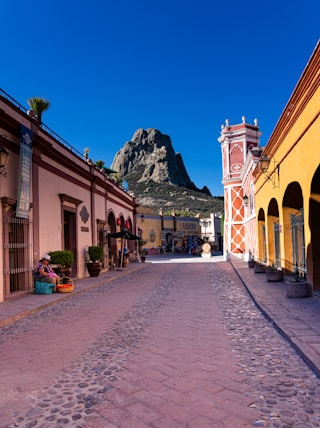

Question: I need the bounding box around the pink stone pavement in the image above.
[2,255,320,426]
[85,263,259,427]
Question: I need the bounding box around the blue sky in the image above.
[1,1,319,196]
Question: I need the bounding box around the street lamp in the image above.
[258,154,271,172]
[258,153,279,188]
[199,219,211,241]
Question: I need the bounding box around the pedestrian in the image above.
[36,254,61,292]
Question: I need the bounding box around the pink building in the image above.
[218,117,262,260]
[0,90,138,301]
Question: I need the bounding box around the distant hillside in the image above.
[111,128,224,216]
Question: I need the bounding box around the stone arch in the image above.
[107,211,117,266]
[119,215,125,230]
[257,208,266,263]
[309,166,320,290]
[267,198,280,266]
[125,216,135,253]
[282,182,304,275]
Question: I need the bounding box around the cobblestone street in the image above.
[1,262,320,427]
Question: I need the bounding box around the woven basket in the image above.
[57,278,74,293]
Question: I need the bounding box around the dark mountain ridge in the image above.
[111,128,223,216]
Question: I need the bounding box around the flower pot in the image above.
[52,265,71,277]
[60,266,72,277]
[285,280,311,298]
[254,263,266,273]
[266,269,283,282]
[248,260,255,268]
[86,261,102,277]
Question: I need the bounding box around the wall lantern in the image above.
[243,194,249,207]
[258,153,279,188]
[140,214,145,223]
[0,144,9,176]
[258,154,271,172]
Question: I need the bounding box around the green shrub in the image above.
[88,246,104,262]
[49,250,73,267]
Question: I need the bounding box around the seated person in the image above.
[36,254,60,292]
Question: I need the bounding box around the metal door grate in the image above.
[3,216,34,298]
[291,208,306,276]
[274,222,281,267]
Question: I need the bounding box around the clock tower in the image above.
[218,116,261,258]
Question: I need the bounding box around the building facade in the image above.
[199,213,223,252]
[220,41,320,293]
[254,41,320,289]
[0,90,137,301]
[218,116,262,259]
[136,208,202,254]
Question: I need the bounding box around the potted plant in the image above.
[87,245,104,277]
[138,240,148,263]
[254,263,266,273]
[285,265,311,298]
[140,248,148,263]
[248,253,255,268]
[49,250,74,277]
[254,261,266,273]
[27,96,51,126]
[265,263,284,282]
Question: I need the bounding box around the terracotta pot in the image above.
[285,280,311,298]
[266,269,283,282]
[53,266,71,278]
[86,262,102,277]
[254,263,266,273]
[60,267,72,277]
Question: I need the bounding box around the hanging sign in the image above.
[16,125,33,219]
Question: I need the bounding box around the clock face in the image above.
[202,243,211,253]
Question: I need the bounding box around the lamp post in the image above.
[199,219,211,241]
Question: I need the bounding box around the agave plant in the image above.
[27,97,51,125]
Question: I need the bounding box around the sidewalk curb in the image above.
[0,263,149,328]
[230,260,320,379]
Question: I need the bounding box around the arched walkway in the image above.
[309,166,320,290]
[267,198,280,266]
[257,208,266,263]
[107,212,117,267]
[283,182,304,276]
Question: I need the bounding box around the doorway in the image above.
[64,210,77,276]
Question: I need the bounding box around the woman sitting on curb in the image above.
[36,254,61,292]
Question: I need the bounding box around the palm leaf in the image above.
[27,97,51,124]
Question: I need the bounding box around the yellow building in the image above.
[254,41,320,290]
[136,208,201,254]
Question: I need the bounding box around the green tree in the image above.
[95,160,105,170]
[27,97,51,125]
